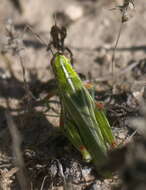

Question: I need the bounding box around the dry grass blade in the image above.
[5,110,29,190]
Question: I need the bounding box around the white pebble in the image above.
[65,5,83,21]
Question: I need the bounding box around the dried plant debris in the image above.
[0,19,24,55]
[131,59,146,79]
[0,168,18,190]
[122,140,146,190]
[116,107,146,190]
[111,0,135,23]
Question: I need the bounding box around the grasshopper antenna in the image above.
[25,24,48,48]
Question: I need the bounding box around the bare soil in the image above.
[0,0,146,189]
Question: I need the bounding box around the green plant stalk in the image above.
[51,53,115,172]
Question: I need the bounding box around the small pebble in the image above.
[118,132,126,139]
[65,5,83,21]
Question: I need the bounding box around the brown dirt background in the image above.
[0,0,146,190]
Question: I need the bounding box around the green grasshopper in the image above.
[26,23,116,174]
[47,24,116,175]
